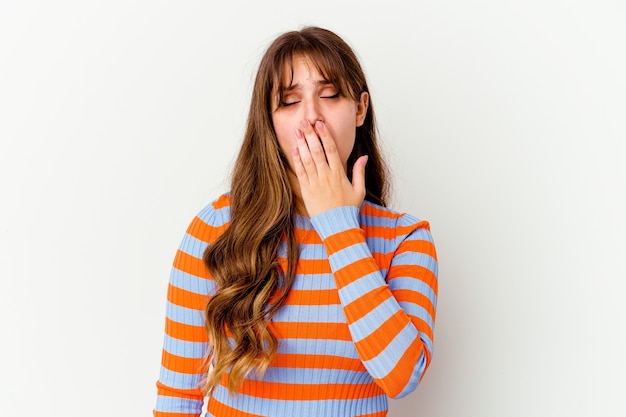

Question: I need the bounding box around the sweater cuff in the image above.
[310,205,360,240]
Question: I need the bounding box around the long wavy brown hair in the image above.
[202,26,390,395]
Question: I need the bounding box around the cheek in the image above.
[273,116,296,166]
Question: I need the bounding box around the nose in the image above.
[303,97,323,125]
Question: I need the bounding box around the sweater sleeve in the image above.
[310,205,438,399]
[154,200,228,417]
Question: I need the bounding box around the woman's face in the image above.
[271,55,369,173]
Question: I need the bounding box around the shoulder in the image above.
[359,200,431,234]
[196,193,231,223]
[360,201,437,261]
[185,193,232,243]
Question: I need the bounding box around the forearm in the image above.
[311,206,438,398]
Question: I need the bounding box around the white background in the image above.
[1,1,625,416]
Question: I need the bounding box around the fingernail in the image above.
[300,120,309,129]
[295,129,303,139]
[315,120,324,131]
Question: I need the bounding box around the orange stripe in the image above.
[387,265,437,293]
[409,316,434,342]
[237,379,381,401]
[360,204,402,219]
[270,353,365,371]
[360,224,397,240]
[413,220,431,231]
[295,258,330,274]
[343,286,391,322]
[212,194,231,209]
[285,288,339,305]
[324,228,364,255]
[156,381,204,399]
[293,227,323,244]
[167,283,210,310]
[161,349,207,375]
[271,321,351,341]
[371,251,393,268]
[165,317,207,342]
[395,238,437,259]
[334,258,379,288]
[186,215,228,243]
[354,310,409,361]
[173,250,211,279]
[393,288,436,321]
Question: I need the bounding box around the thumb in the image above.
[351,155,368,196]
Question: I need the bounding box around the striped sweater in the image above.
[154,194,438,417]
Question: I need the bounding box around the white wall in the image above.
[1,1,625,416]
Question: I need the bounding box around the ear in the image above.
[355,91,369,127]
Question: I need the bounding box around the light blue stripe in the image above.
[298,243,329,259]
[210,385,388,417]
[162,334,207,358]
[365,236,394,249]
[418,332,434,355]
[155,395,204,414]
[273,304,345,323]
[277,242,328,259]
[170,268,216,295]
[329,241,372,270]
[347,296,400,342]
[362,322,419,379]
[279,338,358,359]
[358,213,399,227]
[310,206,360,239]
[393,228,431,247]
[158,366,205,390]
[391,252,438,276]
[178,233,209,258]
[337,271,385,305]
[197,203,230,226]
[166,301,205,326]
[388,277,436,305]
[397,212,422,226]
[291,273,336,290]
[398,301,435,332]
[293,214,316,230]
[247,366,371,384]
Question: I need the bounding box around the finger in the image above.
[291,144,309,184]
[351,155,368,196]
[314,121,344,172]
[295,128,318,177]
[300,120,329,170]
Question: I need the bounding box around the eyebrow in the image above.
[282,80,333,92]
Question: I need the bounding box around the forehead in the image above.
[278,54,330,87]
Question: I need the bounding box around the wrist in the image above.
[310,205,360,240]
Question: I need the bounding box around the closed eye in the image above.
[321,93,340,99]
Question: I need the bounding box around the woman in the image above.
[154,26,438,417]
